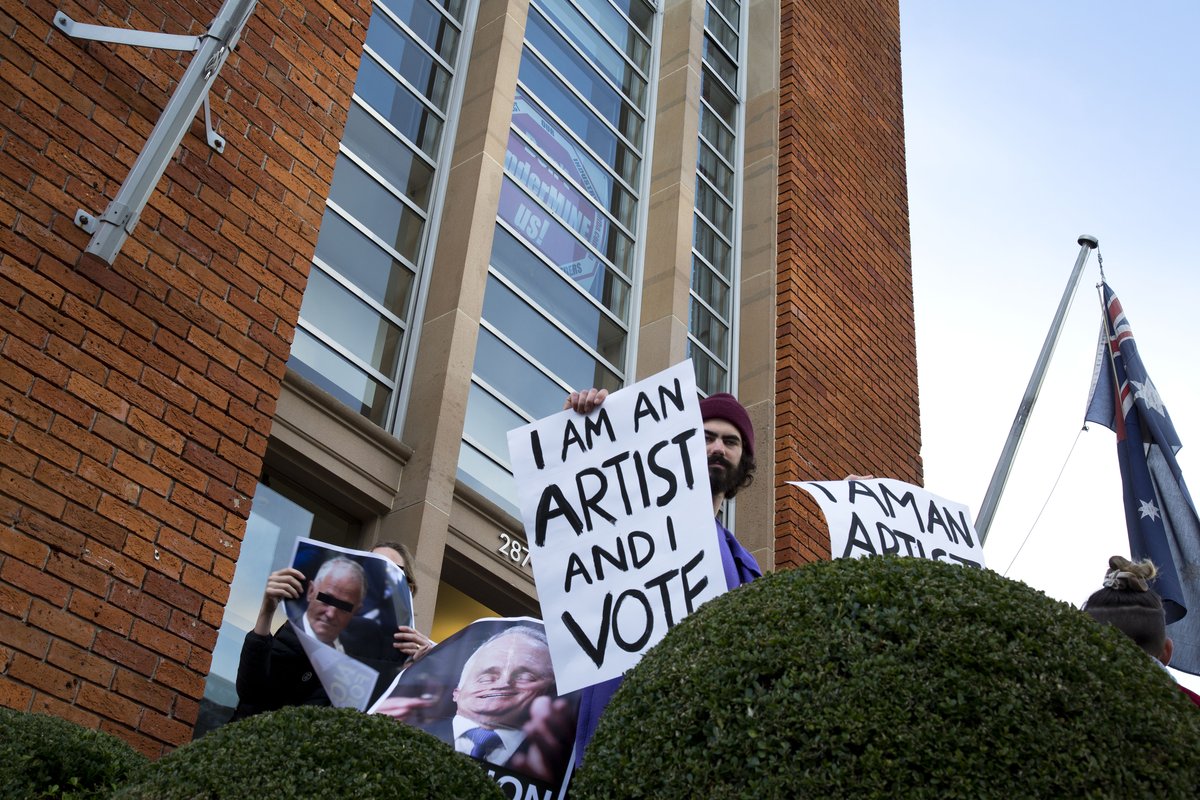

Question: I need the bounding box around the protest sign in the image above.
[789,479,985,568]
[370,618,579,800]
[506,361,725,694]
[284,538,413,710]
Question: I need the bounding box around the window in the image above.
[688,0,744,395]
[289,0,474,430]
[458,0,657,516]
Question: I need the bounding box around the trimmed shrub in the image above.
[572,556,1200,799]
[0,706,147,799]
[114,706,504,799]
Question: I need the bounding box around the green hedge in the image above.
[115,706,504,800]
[0,706,147,799]
[572,556,1200,799]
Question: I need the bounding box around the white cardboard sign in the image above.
[790,478,986,568]
[507,362,726,694]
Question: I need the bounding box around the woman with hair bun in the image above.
[1083,555,1200,706]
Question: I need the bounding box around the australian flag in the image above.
[1085,282,1200,675]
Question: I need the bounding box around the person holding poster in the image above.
[371,541,434,661]
[562,387,763,760]
[231,551,407,720]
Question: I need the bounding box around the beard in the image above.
[708,455,746,498]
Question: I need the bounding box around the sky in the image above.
[899,2,1200,685]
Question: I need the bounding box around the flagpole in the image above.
[975,234,1099,543]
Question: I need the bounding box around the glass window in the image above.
[534,0,647,110]
[702,69,737,128]
[689,299,728,354]
[342,103,436,211]
[491,226,628,363]
[691,0,742,397]
[695,175,733,238]
[329,155,425,264]
[356,55,444,157]
[700,101,735,164]
[366,10,452,110]
[691,254,730,317]
[459,0,652,510]
[497,179,627,292]
[698,138,733,198]
[436,0,465,18]
[498,174,634,283]
[690,341,729,396]
[474,328,570,420]
[299,269,404,375]
[457,440,520,517]
[290,328,391,424]
[503,132,635,282]
[705,3,738,60]
[526,8,644,143]
[291,0,473,431]
[702,35,737,90]
[711,0,740,29]
[462,382,527,466]
[377,0,463,61]
[512,88,638,230]
[481,274,622,392]
[598,0,655,52]
[312,210,415,314]
[519,55,640,186]
[693,216,731,279]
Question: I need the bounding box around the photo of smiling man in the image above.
[371,619,579,795]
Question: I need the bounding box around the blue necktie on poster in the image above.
[464,727,502,759]
[1085,281,1200,675]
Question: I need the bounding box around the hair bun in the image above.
[1102,555,1157,592]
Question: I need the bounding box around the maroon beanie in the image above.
[699,393,754,459]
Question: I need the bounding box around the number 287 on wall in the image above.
[497,533,532,569]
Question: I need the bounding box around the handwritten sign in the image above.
[790,479,986,568]
[507,362,725,693]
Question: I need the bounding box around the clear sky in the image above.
[900,1,1200,683]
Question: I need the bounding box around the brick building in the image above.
[0,0,919,754]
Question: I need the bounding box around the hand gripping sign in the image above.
[507,362,727,694]
[790,478,986,568]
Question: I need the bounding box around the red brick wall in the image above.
[0,0,367,754]
[776,0,922,567]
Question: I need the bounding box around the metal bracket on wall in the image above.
[53,0,257,263]
[53,13,229,159]
[53,12,203,51]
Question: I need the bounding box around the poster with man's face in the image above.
[283,538,413,710]
[369,618,580,799]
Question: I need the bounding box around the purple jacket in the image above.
[572,519,761,763]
